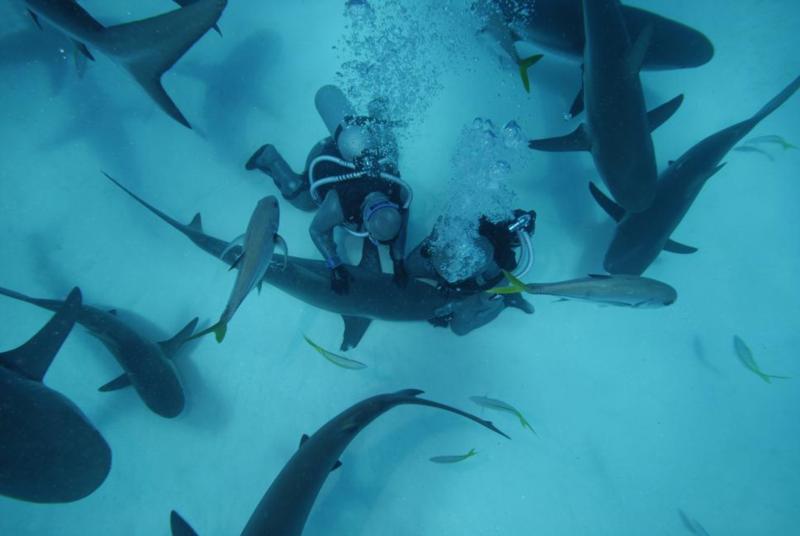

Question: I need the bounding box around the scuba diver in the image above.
[245,85,412,295]
[405,208,537,333]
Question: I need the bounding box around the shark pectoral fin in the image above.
[628,23,654,73]
[517,54,544,93]
[331,460,343,472]
[567,86,584,120]
[101,0,228,128]
[188,213,204,231]
[158,317,200,357]
[589,182,625,222]
[647,94,684,132]
[72,40,94,61]
[340,315,372,351]
[220,233,245,262]
[212,23,222,36]
[98,373,132,392]
[663,239,698,254]
[170,510,199,536]
[228,250,245,271]
[528,124,591,152]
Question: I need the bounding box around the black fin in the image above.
[0,287,81,382]
[188,213,203,231]
[567,87,584,119]
[98,373,132,392]
[647,94,684,132]
[663,240,698,254]
[528,124,591,152]
[588,182,625,222]
[331,460,343,472]
[158,317,200,357]
[73,40,94,61]
[340,315,372,351]
[170,510,199,536]
[588,273,612,279]
[298,433,309,448]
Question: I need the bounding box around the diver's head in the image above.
[431,234,496,284]
[362,192,402,242]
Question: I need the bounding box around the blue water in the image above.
[1,1,798,534]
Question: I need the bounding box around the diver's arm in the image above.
[310,190,346,266]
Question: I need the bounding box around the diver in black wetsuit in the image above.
[245,85,412,295]
[405,209,537,332]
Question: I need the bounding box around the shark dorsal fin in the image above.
[158,317,200,357]
[588,182,625,222]
[170,510,199,536]
[188,213,203,231]
[0,287,81,382]
[299,433,310,448]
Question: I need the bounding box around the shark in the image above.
[23,0,227,128]
[0,285,198,418]
[529,0,684,213]
[101,173,506,350]
[170,389,509,535]
[0,288,112,503]
[591,73,800,275]
[476,0,713,71]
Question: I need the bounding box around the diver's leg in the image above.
[245,144,316,211]
[448,293,505,336]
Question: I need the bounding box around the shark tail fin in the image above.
[751,74,800,125]
[517,54,543,93]
[99,0,228,128]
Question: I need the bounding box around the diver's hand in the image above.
[392,259,408,288]
[330,265,353,295]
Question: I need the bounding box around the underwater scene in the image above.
[0,0,798,534]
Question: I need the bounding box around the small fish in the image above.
[733,335,790,384]
[746,134,797,150]
[430,448,477,464]
[733,144,774,161]
[191,196,285,342]
[491,271,676,308]
[470,395,536,434]
[678,509,711,536]
[304,335,367,370]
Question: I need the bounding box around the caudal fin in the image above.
[99,0,227,128]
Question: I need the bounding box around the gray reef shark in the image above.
[0,288,112,503]
[0,285,198,418]
[169,389,509,536]
[23,0,227,128]
[102,173,521,350]
[477,0,713,71]
[591,73,800,275]
[529,0,684,213]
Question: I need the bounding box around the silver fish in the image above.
[733,335,790,384]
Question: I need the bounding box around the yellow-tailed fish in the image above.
[470,395,536,434]
[429,448,477,464]
[733,335,790,384]
[304,335,367,370]
[487,270,528,294]
[518,54,544,93]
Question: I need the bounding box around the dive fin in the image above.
[158,317,200,357]
[170,510,199,536]
[647,94,684,132]
[98,373,132,392]
[518,54,543,93]
[628,23,653,73]
[0,287,81,382]
[588,182,625,222]
[528,124,591,152]
[663,239,698,254]
[340,315,372,351]
[100,0,228,128]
